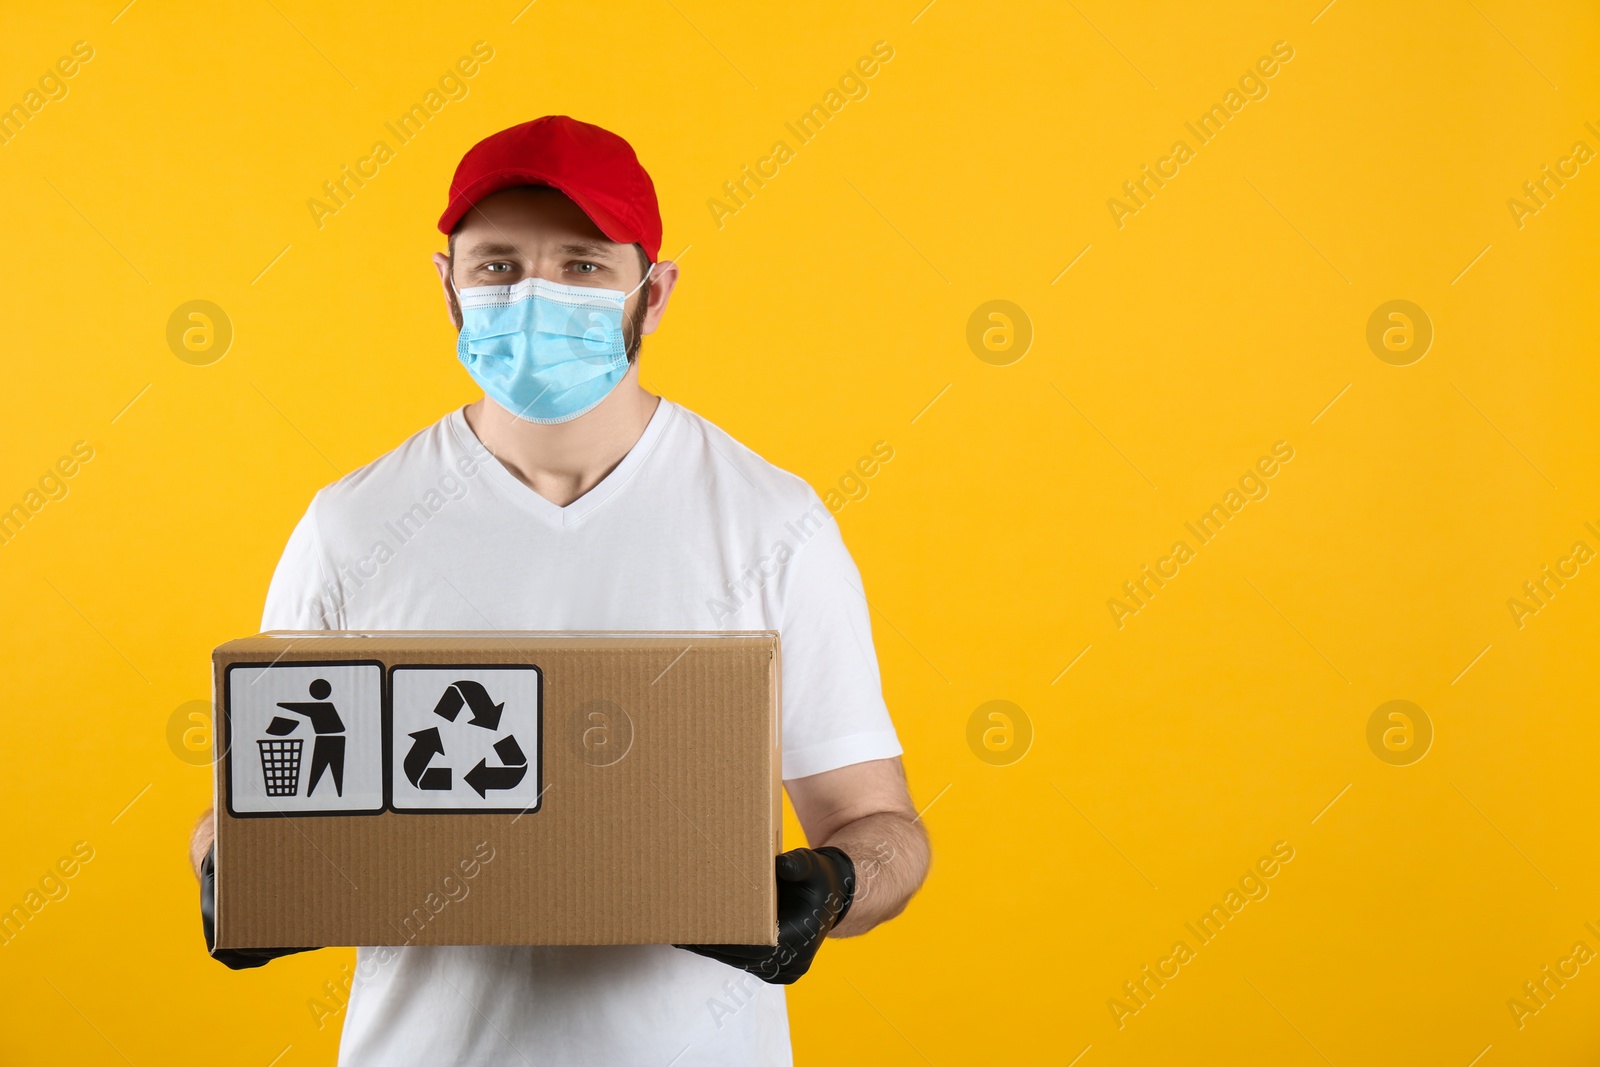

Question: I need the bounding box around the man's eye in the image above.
[483,262,511,273]
[572,262,598,274]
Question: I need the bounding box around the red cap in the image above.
[437,115,662,262]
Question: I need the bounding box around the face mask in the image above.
[453,266,652,424]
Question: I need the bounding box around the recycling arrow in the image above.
[463,734,528,798]
[404,727,452,790]
[431,680,505,731]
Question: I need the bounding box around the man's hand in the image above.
[199,844,315,970]
[676,846,855,985]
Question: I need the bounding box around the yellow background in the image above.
[2,0,1598,1063]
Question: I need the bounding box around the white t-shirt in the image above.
[259,396,903,1066]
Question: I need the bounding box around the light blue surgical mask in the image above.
[453,266,653,424]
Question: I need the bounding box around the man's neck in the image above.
[463,373,661,509]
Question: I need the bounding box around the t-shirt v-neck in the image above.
[445,397,677,529]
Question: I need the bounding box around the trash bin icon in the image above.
[258,737,304,797]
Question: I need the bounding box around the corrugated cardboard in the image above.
[211,631,781,949]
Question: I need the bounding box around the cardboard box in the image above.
[211,631,781,949]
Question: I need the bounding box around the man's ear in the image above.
[640,259,680,337]
[432,251,462,330]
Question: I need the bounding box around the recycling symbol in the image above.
[387,668,544,819]
[403,680,529,797]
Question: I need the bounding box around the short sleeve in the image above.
[261,493,342,631]
[778,499,903,779]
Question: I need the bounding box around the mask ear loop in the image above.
[625,261,655,300]
[620,261,655,355]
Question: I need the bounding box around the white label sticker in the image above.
[226,663,384,816]
[390,665,542,813]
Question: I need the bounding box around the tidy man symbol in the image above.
[275,678,347,797]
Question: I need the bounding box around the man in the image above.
[189,115,930,1065]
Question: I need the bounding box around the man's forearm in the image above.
[823,812,929,937]
[190,807,215,879]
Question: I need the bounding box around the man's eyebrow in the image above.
[556,241,622,259]
[458,239,623,259]
[460,240,523,258]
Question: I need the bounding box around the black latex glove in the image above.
[676,845,855,985]
[200,844,314,970]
